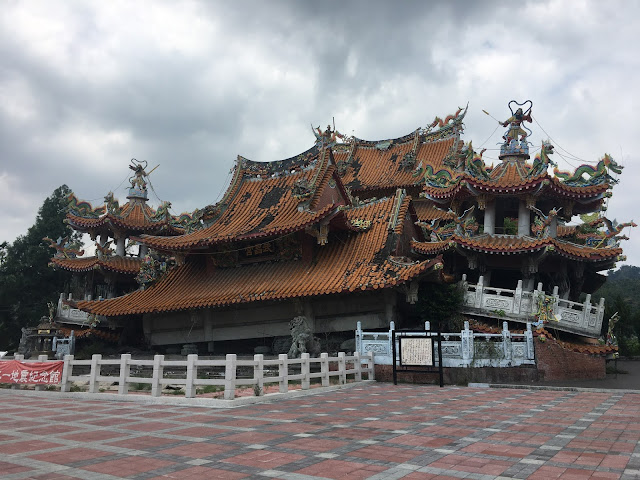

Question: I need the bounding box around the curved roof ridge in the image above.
[237,144,320,172]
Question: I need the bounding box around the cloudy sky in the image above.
[2,0,639,266]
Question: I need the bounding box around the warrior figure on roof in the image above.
[129,158,148,191]
[312,123,344,147]
[502,100,533,142]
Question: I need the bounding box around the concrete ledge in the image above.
[479,383,640,394]
[0,380,375,408]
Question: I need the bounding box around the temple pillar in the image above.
[522,276,535,292]
[549,216,558,238]
[384,289,397,324]
[115,236,126,257]
[483,201,495,235]
[518,200,530,237]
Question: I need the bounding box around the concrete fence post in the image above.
[151,355,164,397]
[353,352,362,381]
[89,354,102,394]
[502,321,511,362]
[185,354,198,398]
[514,279,523,314]
[583,293,592,329]
[224,354,237,400]
[355,321,363,356]
[461,321,474,366]
[254,354,264,395]
[61,355,73,392]
[301,353,310,390]
[118,354,131,395]
[368,351,375,380]
[476,275,484,308]
[34,355,48,391]
[338,352,346,385]
[320,353,329,387]
[388,321,395,359]
[278,354,289,393]
[525,323,535,360]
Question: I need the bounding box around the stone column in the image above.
[115,236,126,256]
[483,201,495,235]
[549,215,558,238]
[518,200,530,237]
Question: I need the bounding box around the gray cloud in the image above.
[1,0,638,265]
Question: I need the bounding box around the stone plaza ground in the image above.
[1,383,639,479]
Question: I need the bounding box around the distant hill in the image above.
[593,265,640,315]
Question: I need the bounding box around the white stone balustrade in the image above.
[459,275,605,338]
[56,293,106,326]
[355,320,535,367]
[0,351,374,399]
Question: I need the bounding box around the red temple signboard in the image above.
[0,360,64,384]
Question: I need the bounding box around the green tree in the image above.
[416,283,464,332]
[0,185,78,350]
[594,265,640,355]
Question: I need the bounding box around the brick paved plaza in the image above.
[1,384,639,479]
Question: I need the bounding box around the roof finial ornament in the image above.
[311,122,345,147]
[499,100,533,158]
[129,158,149,190]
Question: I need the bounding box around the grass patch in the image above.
[131,382,152,391]
[196,385,222,394]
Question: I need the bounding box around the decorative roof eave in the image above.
[49,256,142,275]
[411,239,456,256]
[430,234,623,262]
[66,211,183,235]
[136,203,338,251]
[76,256,444,317]
[422,173,611,201]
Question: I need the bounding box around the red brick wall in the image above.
[535,339,606,381]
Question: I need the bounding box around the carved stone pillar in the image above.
[483,201,495,235]
[549,215,558,238]
[518,200,530,237]
[115,236,126,257]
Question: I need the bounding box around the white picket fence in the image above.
[6,352,374,400]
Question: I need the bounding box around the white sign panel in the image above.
[400,337,434,366]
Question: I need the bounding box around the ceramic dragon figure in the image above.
[528,140,557,177]
[554,154,623,186]
[104,191,121,215]
[67,193,106,218]
[463,142,490,180]
[43,236,84,259]
[423,164,457,187]
[153,201,172,221]
[530,206,562,238]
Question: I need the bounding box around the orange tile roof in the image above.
[412,234,622,262]
[67,200,182,234]
[413,201,453,222]
[557,225,577,237]
[50,256,141,274]
[77,196,443,317]
[338,136,456,193]
[423,160,610,200]
[138,149,347,251]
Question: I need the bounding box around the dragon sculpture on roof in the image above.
[67,193,106,218]
[528,140,557,178]
[554,154,623,187]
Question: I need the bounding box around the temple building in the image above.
[47,159,182,340]
[50,101,631,352]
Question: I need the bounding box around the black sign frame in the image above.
[392,328,444,387]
